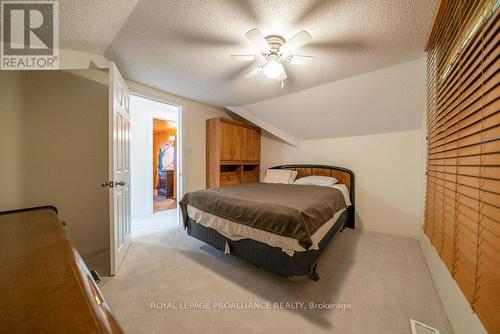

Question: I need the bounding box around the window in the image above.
[424,1,499,332]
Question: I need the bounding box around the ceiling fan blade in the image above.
[288,55,316,66]
[245,66,262,78]
[245,28,271,53]
[276,68,287,82]
[229,55,256,61]
[280,30,312,55]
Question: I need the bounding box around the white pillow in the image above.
[293,175,338,187]
[289,170,298,183]
[263,169,294,184]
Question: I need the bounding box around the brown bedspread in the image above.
[180,183,346,249]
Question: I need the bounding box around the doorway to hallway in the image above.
[129,94,182,234]
[152,118,177,212]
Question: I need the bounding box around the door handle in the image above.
[115,181,126,186]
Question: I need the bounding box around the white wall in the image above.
[129,96,178,217]
[130,101,149,216]
[0,70,109,258]
[261,129,425,239]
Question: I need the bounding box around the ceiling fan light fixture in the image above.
[233,28,315,83]
[263,60,284,79]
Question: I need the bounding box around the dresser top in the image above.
[0,207,122,333]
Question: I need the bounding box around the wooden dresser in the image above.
[158,169,174,198]
[0,206,123,334]
[206,117,261,188]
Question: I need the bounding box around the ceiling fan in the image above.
[230,28,316,86]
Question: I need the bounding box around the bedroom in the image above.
[0,1,498,334]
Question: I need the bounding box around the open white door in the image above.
[109,63,132,275]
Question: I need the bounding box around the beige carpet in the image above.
[99,212,453,334]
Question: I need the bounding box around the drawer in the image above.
[241,172,259,184]
[220,172,240,186]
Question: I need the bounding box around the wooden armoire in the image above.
[206,117,261,188]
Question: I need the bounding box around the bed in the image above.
[180,164,355,280]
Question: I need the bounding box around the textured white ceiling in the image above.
[59,0,140,53]
[240,58,426,140]
[104,0,438,107]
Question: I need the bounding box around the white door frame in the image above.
[129,91,184,224]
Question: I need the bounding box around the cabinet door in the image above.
[220,122,244,161]
[243,127,260,161]
[220,122,234,160]
[232,125,243,160]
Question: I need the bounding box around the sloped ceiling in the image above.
[233,58,426,141]
[104,0,438,107]
[59,0,140,53]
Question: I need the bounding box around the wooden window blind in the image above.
[424,0,499,332]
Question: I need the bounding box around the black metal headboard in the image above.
[270,164,355,229]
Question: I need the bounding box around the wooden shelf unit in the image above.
[206,118,261,188]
